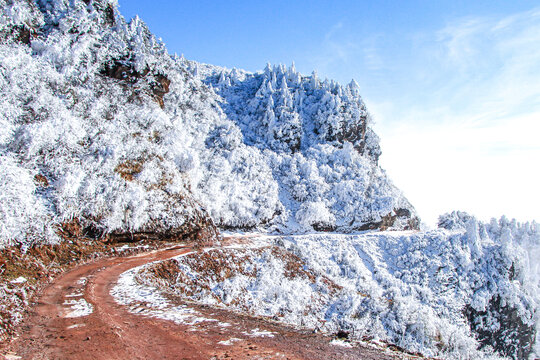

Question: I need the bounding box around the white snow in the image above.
[65,292,84,298]
[67,323,86,329]
[9,277,27,284]
[115,244,150,252]
[243,328,275,338]
[217,337,242,345]
[111,258,221,326]
[330,339,353,348]
[63,298,93,318]
[141,219,539,360]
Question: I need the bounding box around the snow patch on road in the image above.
[63,298,93,318]
[217,337,242,346]
[243,328,275,338]
[67,323,86,329]
[111,258,220,327]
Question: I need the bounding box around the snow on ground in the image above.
[330,339,353,348]
[217,337,242,346]
[115,244,150,253]
[243,328,276,338]
[66,324,86,329]
[9,277,27,284]
[111,263,206,325]
[111,255,238,328]
[135,216,539,360]
[63,298,93,318]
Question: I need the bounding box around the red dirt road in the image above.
[3,243,409,360]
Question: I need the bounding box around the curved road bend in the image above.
[6,243,407,360]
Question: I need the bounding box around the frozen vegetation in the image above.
[0,0,416,248]
[138,214,540,359]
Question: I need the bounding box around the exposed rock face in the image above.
[466,297,536,360]
[151,74,171,108]
[358,208,419,231]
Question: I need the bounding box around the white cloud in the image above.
[437,19,486,69]
[435,8,540,120]
[370,7,540,226]
[374,110,540,226]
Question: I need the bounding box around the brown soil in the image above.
[2,242,416,360]
[0,237,169,344]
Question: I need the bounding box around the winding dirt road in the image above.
[4,243,409,360]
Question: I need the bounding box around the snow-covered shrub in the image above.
[0,153,59,248]
[438,211,476,230]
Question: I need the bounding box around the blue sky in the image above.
[118,0,540,225]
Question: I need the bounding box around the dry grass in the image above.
[141,246,343,311]
[114,160,143,181]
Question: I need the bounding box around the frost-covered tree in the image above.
[194,62,417,232]
[0,0,418,249]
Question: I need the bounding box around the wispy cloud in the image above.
[433,8,540,123]
[308,22,386,81]
[371,7,540,224]
[437,19,486,69]
[361,36,385,71]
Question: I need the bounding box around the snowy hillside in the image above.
[138,215,540,360]
[190,62,417,232]
[0,0,222,247]
[0,0,417,247]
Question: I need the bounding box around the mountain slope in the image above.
[1,0,222,247]
[137,216,540,360]
[0,0,417,248]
